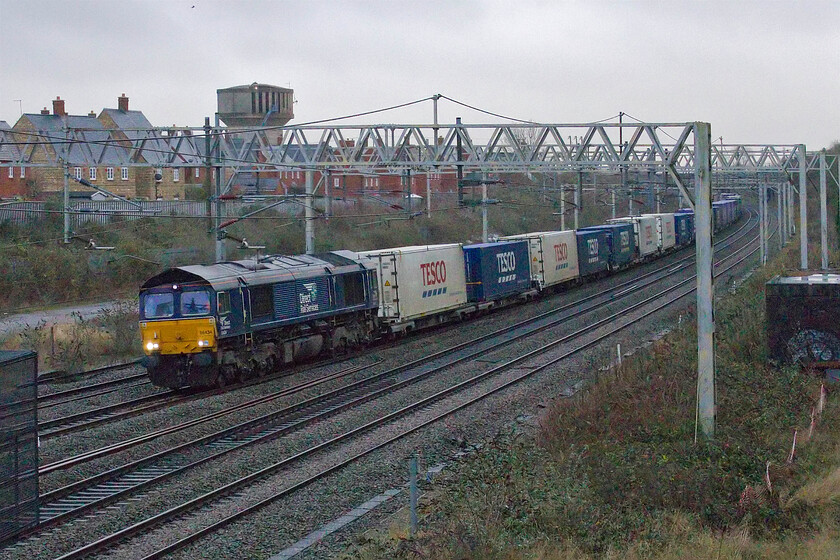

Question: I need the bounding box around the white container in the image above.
[609,217,658,256]
[500,231,579,289]
[643,213,676,250]
[356,244,467,325]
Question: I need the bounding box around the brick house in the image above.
[11,97,129,197]
[0,121,29,198]
[98,94,204,200]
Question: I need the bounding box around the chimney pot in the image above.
[52,96,66,116]
[118,94,129,112]
[89,110,96,117]
[41,107,50,115]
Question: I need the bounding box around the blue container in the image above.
[712,201,724,231]
[578,223,635,270]
[463,241,531,303]
[674,212,695,246]
[575,228,612,277]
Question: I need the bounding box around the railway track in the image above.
[2,215,761,556]
[0,362,146,427]
[47,217,764,559]
[36,214,757,442]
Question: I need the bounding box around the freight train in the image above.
[139,198,741,389]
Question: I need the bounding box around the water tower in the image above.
[217,83,294,128]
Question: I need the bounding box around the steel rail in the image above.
[141,237,763,560]
[49,217,761,559]
[19,212,758,546]
[41,209,754,469]
[0,364,145,424]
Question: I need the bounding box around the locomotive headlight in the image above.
[146,342,159,351]
[198,340,210,347]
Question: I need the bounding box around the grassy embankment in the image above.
[343,158,840,559]
[0,182,616,372]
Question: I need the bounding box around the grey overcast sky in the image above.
[1,0,838,149]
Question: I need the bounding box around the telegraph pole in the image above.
[777,182,784,249]
[456,117,464,206]
[820,150,828,269]
[481,176,489,242]
[305,169,314,254]
[799,144,808,270]
[63,126,70,244]
[214,115,225,263]
[204,118,213,235]
[694,122,715,440]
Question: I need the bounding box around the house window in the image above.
[19,166,24,179]
[121,167,129,180]
[8,167,13,179]
[173,168,180,182]
[107,167,114,181]
[195,167,200,179]
[75,167,82,180]
[89,167,97,181]
[333,178,339,188]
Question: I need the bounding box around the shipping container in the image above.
[579,223,636,270]
[712,202,723,232]
[575,229,611,277]
[501,230,580,289]
[356,244,467,327]
[674,212,695,246]
[643,213,677,251]
[462,241,531,303]
[608,216,658,257]
[766,274,840,367]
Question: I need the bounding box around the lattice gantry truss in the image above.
[1,121,813,173]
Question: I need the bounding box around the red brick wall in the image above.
[0,166,28,197]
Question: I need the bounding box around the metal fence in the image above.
[0,200,310,228]
[0,351,39,544]
[0,196,425,229]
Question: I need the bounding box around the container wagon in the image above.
[608,216,658,258]
[575,228,612,277]
[578,223,636,270]
[643,213,676,251]
[674,211,695,247]
[462,240,532,305]
[356,244,468,333]
[501,230,580,290]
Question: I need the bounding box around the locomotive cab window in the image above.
[143,292,175,319]
[181,289,211,316]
